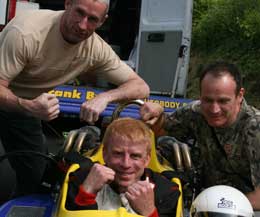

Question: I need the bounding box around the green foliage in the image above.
[240,9,260,44]
[192,0,213,27]
[189,0,260,108]
[192,0,260,51]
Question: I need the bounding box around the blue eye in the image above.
[113,151,122,156]
[76,9,85,17]
[88,16,99,23]
[219,99,230,104]
[131,154,142,160]
[202,98,213,103]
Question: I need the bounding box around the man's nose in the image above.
[78,17,88,30]
[210,102,221,113]
[121,155,131,168]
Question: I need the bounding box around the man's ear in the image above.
[64,0,73,9]
[102,147,107,163]
[145,152,151,168]
[238,87,245,103]
[98,14,108,28]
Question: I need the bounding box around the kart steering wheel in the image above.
[111,99,144,121]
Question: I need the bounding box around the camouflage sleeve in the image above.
[246,115,260,188]
[164,101,201,142]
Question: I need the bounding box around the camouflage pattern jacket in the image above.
[163,99,260,193]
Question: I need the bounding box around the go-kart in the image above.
[0,98,194,217]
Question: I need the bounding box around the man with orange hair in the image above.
[66,118,180,217]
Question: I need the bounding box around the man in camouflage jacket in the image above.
[140,61,260,210]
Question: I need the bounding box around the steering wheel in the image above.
[111,99,144,121]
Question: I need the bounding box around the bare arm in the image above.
[0,78,60,121]
[247,187,260,210]
[99,71,149,102]
[0,79,23,112]
[80,72,150,123]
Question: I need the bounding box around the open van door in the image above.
[135,0,193,97]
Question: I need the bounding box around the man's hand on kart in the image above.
[19,93,60,121]
[125,178,156,217]
[82,164,115,194]
[80,93,110,124]
[140,102,164,126]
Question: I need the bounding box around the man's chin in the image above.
[208,119,226,128]
[117,179,132,186]
[66,37,83,44]
[116,179,133,190]
[111,181,130,193]
[63,34,89,44]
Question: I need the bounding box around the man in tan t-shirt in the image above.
[0,0,149,203]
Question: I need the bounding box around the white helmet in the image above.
[190,185,254,217]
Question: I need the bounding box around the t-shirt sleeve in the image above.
[102,57,134,85]
[0,28,27,81]
[86,36,134,86]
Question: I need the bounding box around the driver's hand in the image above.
[125,177,156,216]
[82,164,115,194]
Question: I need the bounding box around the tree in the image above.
[188,0,260,107]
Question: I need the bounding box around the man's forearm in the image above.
[101,77,149,103]
[0,84,24,113]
